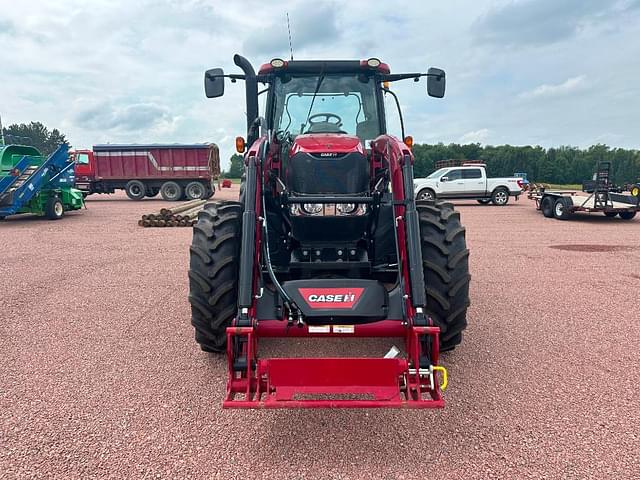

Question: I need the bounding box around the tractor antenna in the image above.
[286,12,294,60]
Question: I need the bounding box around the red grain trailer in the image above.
[73,143,220,201]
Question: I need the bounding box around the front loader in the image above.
[188,55,470,408]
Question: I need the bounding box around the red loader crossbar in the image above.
[224,321,447,409]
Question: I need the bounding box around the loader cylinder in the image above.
[237,155,257,311]
[402,155,427,307]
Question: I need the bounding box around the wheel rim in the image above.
[187,184,203,199]
[555,202,564,217]
[495,191,507,204]
[132,185,142,196]
[419,190,433,201]
[54,202,63,216]
[166,186,177,198]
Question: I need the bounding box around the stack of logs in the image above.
[138,199,206,227]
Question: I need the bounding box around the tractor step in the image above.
[223,324,446,409]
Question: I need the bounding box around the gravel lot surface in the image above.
[1,190,639,479]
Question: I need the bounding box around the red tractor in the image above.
[189,55,470,408]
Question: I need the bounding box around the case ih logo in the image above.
[299,288,364,309]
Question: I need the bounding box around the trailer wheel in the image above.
[145,187,159,198]
[417,200,470,351]
[553,198,572,220]
[541,196,554,218]
[125,180,146,200]
[476,199,491,205]
[185,181,207,200]
[160,181,183,201]
[604,211,617,218]
[45,196,65,220]
[491,188,509,206]
[619,211,637,220]
[188,201,243,352]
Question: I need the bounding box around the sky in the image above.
[1,0,639,169]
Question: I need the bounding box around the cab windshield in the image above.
[272,74,381,142]
[426,168,447,179]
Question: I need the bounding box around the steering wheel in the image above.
[308,113,343,127]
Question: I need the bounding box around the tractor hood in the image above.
[290,134,366,156]
[286,134,369,195]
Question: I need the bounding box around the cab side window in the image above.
[445,169,463,181]
[76,153,89,165]
[462,169,482,179]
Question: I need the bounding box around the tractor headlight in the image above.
[336,203,367,216]
[367,58,381,68]
[302,203,323,215]
[336,203,357,215]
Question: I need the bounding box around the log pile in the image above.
[138,199,206,227]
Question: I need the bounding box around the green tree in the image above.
[1,121,67,156]
[226,154,244,178]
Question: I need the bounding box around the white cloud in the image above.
[459,128,490,144]
[1,0,640,167]
[519,76,588,100]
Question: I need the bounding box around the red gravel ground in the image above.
[1,191,639,479]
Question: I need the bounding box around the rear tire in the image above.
[185,181,207,200]
[125,180,146,200]
[541,197,554,217]
[491,188,509,206]
[188,201,243,352]
[160,181,183,201]
[417,200,470,350]
[619,211,637,220]
[45,196,64,220]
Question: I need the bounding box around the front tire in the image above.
[188,201,243,352]
[417,200,470,350]
[619,211,637,220]
[45,196,64,220]
[477,199,491,205]
[417,188,435,201]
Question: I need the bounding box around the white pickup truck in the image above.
[414,165,523,205]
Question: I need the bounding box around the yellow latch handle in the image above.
[432,366,448,391]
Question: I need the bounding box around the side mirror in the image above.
[204,68,225,98]
[440,176,449,182]
[427,67,446,98]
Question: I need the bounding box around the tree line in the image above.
[1,122,67,156]
[4,121,638,185]
[411,143,640,185]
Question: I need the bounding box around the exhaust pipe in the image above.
[234,54,259,146]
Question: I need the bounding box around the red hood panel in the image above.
[291,134,365,155]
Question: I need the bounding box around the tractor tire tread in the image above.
[417,200,470,350]
[188,200,242,353]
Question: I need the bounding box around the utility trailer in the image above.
[531,161,639,220]
[532,190,639,220]
[0,144,84,220]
